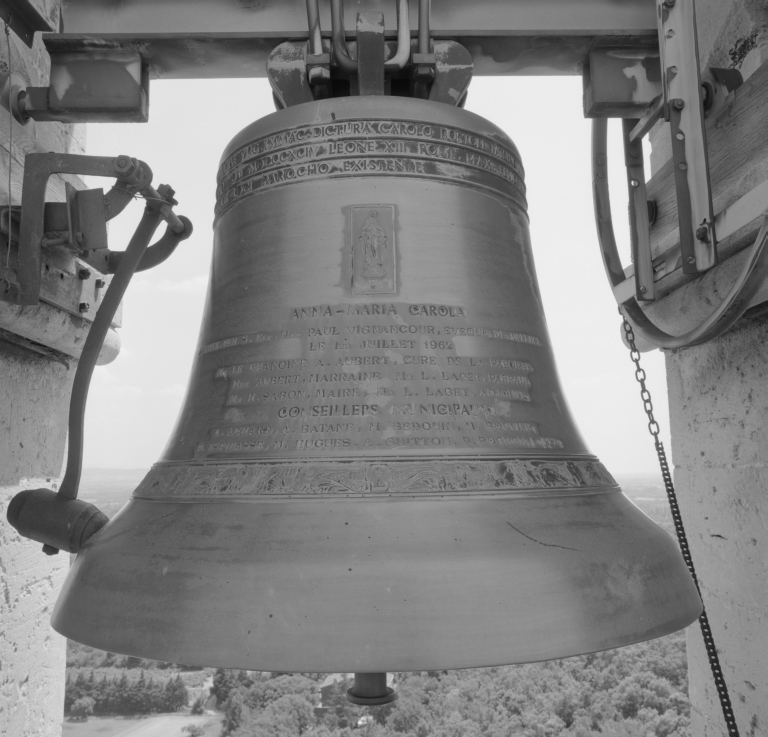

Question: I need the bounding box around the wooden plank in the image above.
[647,59,768,259]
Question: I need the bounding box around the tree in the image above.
[182,726,205,737]
[212,668,239,706]
[70,696,95,721]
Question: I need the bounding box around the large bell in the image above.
[52,97,701,674]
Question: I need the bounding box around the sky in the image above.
[82,75,672,475]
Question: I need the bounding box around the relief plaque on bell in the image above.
[351,205,397,295]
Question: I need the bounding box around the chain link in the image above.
[621,313,740,737]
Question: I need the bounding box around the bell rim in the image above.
[51,491,703,673]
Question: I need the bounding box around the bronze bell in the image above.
[52,97,701,681]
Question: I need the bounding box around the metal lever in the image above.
[6,207,193,554]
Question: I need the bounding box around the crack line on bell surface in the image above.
[506,522,578,552]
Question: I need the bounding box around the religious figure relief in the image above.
[350,204,397,295]
[359,210,388,279]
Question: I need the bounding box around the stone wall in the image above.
[0,2,85,735]
[650,1,768,735]
[0,343,72,737]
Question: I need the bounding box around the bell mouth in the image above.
[52,485,701,673]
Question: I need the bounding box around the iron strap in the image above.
[620,314,740,737]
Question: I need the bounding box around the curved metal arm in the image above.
[592,118,768,349]
[384,0,410,71]
[58,211,193,501]
[107,215,193,274]
[330,0,357,73]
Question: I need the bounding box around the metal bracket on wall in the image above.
[2,153,186,307]
[0,0,57,48]
[2,49,149,124]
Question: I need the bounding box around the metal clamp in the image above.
[593,118,768,349]
[13,154,185,304]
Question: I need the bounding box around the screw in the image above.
[687,256,696,264]
[672,99,685,110]
[78,302,90,313]
[77,268,91,280]
[640,286,648,294]
[630,179,640,188]
[679,162,688,170]
[676,132,685,140]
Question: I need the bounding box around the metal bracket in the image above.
[2,49,149,124]
[7,153,185,305]
[0,0,56,48]
[656,0,715,274]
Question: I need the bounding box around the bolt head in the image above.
[114,156,135,176]
[686,256,696,264]
[672,99,685,110]
[630,179,640,188]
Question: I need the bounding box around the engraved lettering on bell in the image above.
[351,205,396,295]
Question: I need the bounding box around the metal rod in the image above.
[305,0,323,57]
[58,208,164,500]
[330,0,357,73]
[418,0,430,54]
[629,94,664,142]
[384,0,410,70]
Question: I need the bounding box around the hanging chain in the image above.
[621,313,740,737]
[3,18,13,289]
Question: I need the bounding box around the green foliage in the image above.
[183,725,206,737]
[215,632,689,737]
[69,696,95,721]
[64,670,189,716]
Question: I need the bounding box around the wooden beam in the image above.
[647,59,768,261]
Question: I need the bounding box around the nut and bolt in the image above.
[77,268,91,280]
[114,156,135,176]
[157,183,178,206]
[78,302,90,313]
[696,226,710,242]
[95,279,106,289]
[672,99,685,110]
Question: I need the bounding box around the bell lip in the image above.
[51,491,703,673]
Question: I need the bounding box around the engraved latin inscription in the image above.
[215,120,526,218]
